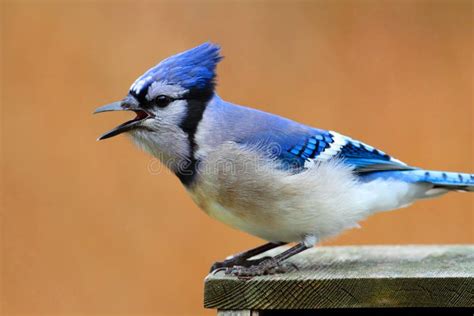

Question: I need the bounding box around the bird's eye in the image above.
[154,95,173,108]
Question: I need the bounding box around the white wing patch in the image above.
[304,131,407,169]
[316,131,348,161]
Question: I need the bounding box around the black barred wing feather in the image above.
[286,131,414,173]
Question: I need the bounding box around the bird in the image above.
[94,42,473,277]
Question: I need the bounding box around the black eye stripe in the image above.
[141,95,185,108]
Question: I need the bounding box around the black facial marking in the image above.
[130,86,149,104]
[175,88,214,186]
[139,95,184,110]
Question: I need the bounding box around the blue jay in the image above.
[95,43,473,277]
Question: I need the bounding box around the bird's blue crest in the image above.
[130,42,222,100]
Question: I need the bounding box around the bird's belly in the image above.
[187,165,367,243]
[188,190,305,242]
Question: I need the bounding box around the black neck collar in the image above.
[175,89,214,186]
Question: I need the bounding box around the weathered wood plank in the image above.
[204,245,474,309]
[217,310,259,316]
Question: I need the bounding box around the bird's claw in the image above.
[209,260,230,273]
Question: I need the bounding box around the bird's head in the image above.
[94,42,222,142]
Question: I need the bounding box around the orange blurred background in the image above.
[1,1,472,315]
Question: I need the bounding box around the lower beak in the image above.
[94,100,149,141]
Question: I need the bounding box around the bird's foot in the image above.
[225,258,296,279]
[210,256,272,273]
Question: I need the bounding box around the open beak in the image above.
[94,100,152,140]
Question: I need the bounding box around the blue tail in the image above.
[361,169,474,192]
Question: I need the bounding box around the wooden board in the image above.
[205,245,474,309]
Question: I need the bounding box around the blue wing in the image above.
[239,127,413,173]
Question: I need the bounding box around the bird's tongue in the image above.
[133,110,148,121]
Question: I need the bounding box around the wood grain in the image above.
[205,245,474,309]
[217,311,259,316]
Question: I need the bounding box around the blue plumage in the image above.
[129,42,222,101]
[287,133,333,159]
[361,169,474,191]
[239,125,413,174]
[96,43,473,276]
[98,42,473,193]
[230,112,472,191]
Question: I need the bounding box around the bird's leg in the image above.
[226,236,315,278]
[210,242,286,272]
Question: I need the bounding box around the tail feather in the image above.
[360,169,474,192]
[413,169,474,192]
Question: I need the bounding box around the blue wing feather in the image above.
[360,169,474,191]
[269,129,412,173]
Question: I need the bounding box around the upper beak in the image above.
[94,100,149,141]
[93,101,125,114]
